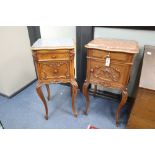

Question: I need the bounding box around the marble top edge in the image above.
[85,38,139,53]
[31,38,75,50]
[87,38,139,44]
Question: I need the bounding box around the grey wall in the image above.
[94,27,155,97]
[0,26,36,97]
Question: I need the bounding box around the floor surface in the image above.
[0,82,128,129]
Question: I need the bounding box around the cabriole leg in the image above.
[93,85,97,97]
[71,80,78,117]
[82,80,90,115]
[36,82,48,120]
[116,87,128,126]
[45,84,51,101]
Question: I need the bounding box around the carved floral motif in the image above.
[41,62,70,80]
[91,65,120,82]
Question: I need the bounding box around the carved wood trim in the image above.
[87,56,133,65]
[90,66,121,82]
[40,61,70,80]
[89,80,124,90]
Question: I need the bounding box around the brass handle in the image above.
[54,69,58,73]
[51,55,56,58]
[90,68,94,72]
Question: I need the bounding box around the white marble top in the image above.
[31,38,75,50]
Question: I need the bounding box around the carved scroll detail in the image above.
[98,80,111,87]
[91,66,120,82]
[41,62,70,80]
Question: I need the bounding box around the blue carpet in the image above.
[0,82,128,129]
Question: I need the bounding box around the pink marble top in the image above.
[85,38,139,53]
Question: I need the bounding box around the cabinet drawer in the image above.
[89,49,132,62]
[89,60,130,86]
[38,61,70,80]
[37,52,69,61]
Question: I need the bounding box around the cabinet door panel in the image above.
[89,60,129,87]
[38,61,70,80]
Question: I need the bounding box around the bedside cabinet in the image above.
[31,39,78,120]
[83,38,139,126]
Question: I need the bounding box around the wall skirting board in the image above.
[0,79,37,98]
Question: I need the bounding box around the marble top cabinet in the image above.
[31,38,78,120]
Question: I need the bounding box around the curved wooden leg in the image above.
[45,84,51,101]
[93,85,97,97]
[70,85,72,97]
[71,80,78,117]
[82,80,90,115]
[36,82,48,120]
[116,88,128,126]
